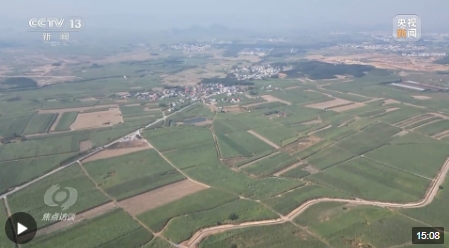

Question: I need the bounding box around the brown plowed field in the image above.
[118,179,208,216]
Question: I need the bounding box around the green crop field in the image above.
[357,108,387,118]
[26,209,153,248]
[263,184,352,215]
[403,116,441,129]
[279,166,310,179]
[362,121,402,140]
[294,139,335,159]
[364,143,449,178]
[217,131,273,159]
[391,132,446,145]
[119,105,150,118]
[294,201,346,226]
[314,125,357,142]
[41,100,98,110]
[273,108,322,126]
[0,133,88,161]
[137,188,238,232]
[23,113,57,135]
[143,126,213,151]
[54,111,78,131]
[8,165,110,228]
[306,145,355,170]
[234,150,274,167]
[162,199,278,243]
[295,204,424,248]
[0,113,34,138]
[308,157,429,202]
[0,153,78,194]
[4,42,449,248]
[243,152,298,176]
[90,126,137,146]
[252,125,299,146]
[164,143,222,169]
[416,119,449,136]
[377,107,425,124]
[143,237,174,248]
[402,198,449,230]
[183,163,302,200]
[0,199,10,248]
[199,223,328,248]
[336,130,387,155]
[83,149,185,200]
[268,89,331,106]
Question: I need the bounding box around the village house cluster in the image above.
[238,48,273,56]
[230,64,292,80]
[118,83,246,106]
[166,43,211,52]
[338,43,427,52]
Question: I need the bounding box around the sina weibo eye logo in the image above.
[44,184,78,210]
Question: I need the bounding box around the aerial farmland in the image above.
[2,24,449,248]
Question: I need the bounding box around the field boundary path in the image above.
[247,130,280,149]
[184,157,449,248]
[0,102,198,200]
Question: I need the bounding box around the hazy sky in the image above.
[1,0,448,32]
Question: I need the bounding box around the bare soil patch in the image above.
[330,102,365,112]
[393,130,409,137]
[408,119,443,131]
[79,140,93,152]
[144,106,161,112]
[278,73,287,79]
[70,107,123,130]
[49,113,62,132]
[36,201,117,237]
[399,71,408,77]
[396,114,434,127]
[303,165,320,174]
[261,95,292,105]
[118,180,208,216]
[413,95,431,100]
[242,101,268,108]
[306,53,449,72]
[306,99,353,110]
[79,98,97,102]
[302,118,322,125]
[248,130,280,149]
[383,99,400,105]
[285,86,301,90]
[194,119,213,126]
[281,136,321,155]
[222,105,246,113]
[433,129,449,139]
[223,157,248,167]
[83,140,150,162]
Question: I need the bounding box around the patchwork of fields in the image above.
[3,70,449,248]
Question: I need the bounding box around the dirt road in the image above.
[184,157,449,248]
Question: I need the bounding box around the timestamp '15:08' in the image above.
[412,227,444,244]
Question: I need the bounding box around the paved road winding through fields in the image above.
[184,157,449,248]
